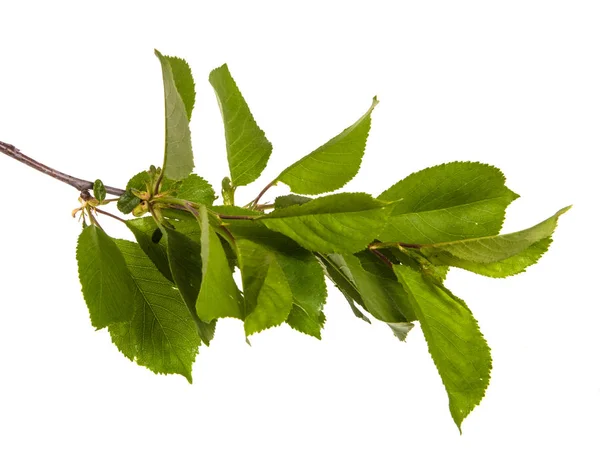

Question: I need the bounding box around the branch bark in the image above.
[0,139,125,196]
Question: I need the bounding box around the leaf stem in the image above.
[254,203,275,211]
[217,213,257,221]
[369,248,393,269]
[0,140,126,196]
[94,207,128,224]
[368,241,422,250]
[248,180,276,209]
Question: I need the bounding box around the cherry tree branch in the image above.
[0,139,125,196]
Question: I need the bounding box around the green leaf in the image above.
[165,55,196,120]
[277,251,327,339]
[126,171,151,192]
[430,238,552,278]
[287,309,327,339]
[378,162,519,244]
[195,205,243,322]
[237,239,293,336]
[221,177,235,206]
[76,225,135,328]
[419,207,570,275]
[209,64,272,187]
[110,240,200,382]
[93,179,106,202]
[274,194,312,209]
[227,220,326,336]
[387,321,415,342]
[161,226,216,345]
[276,97,378,195]
[342,252,415,324]
[259,193,391,254]
[317,253,371,323]
[176,174,216,206]
[126,217,172,282]
[331,250,416,340]
[394,264,491,431]
[155,49,194,181]
[117,189,141,214]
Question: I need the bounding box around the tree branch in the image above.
[0,139,125,196]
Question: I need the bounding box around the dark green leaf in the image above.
[162,226,216,345]
[394,264,491,432]
[176,174,216,206]
[237,239,293,336]
[165,55,196,120]
[93,179,106,202]
[277,251,327,339]
[155,49,194,180]
[276,97,378,195]
[117,189,141,214]
[126,217,172,282]
[76,225,135,328]
[342,252,415,324]
[378,162,519,244]
[317,253,371,324]
[260,193,391,253]
[227,221,326,336]
[209,64,272,187]
[110,240,200,382]
[195,205,243,322]
[287,309,326,339]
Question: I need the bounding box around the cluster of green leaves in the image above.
[76,50,568,431]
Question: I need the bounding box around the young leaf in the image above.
[110,240,200,382]
[394,264,492,432]
[93,179,106,202]
[117,189,141,214]
[420,206,570,270]
[165,55,196,120]
[195,205,243,322]
[378,162,519,244]
[155,49,194,180]
[76,225,135,328]
[176,174,216,206]
[259,193,391,254]
[126,217,173,282]
[126,170,151,192]
[276,97,378,195]
[209,64,273,187]
[161,226,216,345]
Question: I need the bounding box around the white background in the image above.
[0,1,598,473]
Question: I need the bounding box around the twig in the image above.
[0,139,125,196]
